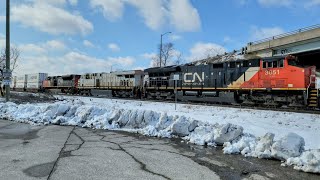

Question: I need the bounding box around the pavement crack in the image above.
[94,132,171,180]
[124,145,233,174]
[47,126,75,180]
[71,129,85,150]
[125,145,193,158]
[60,128,86,158]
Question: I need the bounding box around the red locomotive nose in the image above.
[240,55,316,90]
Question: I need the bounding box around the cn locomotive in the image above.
[8,54,320,108]
[145,55,319,108]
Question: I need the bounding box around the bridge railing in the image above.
[248,24,320,45]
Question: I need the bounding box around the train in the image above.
[6,54,320,108]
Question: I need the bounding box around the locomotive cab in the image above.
[258,55,315,89]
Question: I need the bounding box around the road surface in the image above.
[0,119,319,180]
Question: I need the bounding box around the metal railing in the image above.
[249,24,320,45]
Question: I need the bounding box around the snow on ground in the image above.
[0,95,319,173]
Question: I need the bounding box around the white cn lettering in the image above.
[184,72,204,83]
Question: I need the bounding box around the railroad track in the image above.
[48,92,320,115]
[7,91,320,115]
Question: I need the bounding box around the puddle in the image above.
[23,162,55,177]
[0,123,40,140]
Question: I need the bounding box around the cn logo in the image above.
[184,72,204,83]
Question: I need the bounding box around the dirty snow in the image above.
[0,95,319,173]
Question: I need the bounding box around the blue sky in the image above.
[0,0,320,76]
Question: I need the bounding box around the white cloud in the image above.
[19,43,47,55]
[68,0,78,6]
[223,36,232,43]
[250,26,285,41]
[168,0,201,32]
[187,42,226,62]
[107,56,135,67]
[141,52,157,60]
[0,36,6,50]
[14,39,134,75]
[305,0,320,7]
[257,0,293,7]
[83,40,95,48]
[237,0,250,5]
[169,34,182,41]
[30,0,67,7]
[18,40,67,56]
[15,50,136,76]
[108,43,120,52]
[45,40,67,51]
[90,0,201,32]
[238,0,320,8]
[12,2,93,36]
[0,16,5,22]
[90,0,124,21]
[126,0,166,30]
[16,51,111,75]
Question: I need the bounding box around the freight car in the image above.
[42,74,80,94]
[144,55,320,108]
[15,75,27,91]
[78,70,144,97]
[26,73,48,92]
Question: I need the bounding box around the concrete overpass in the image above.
[244,24,320,58]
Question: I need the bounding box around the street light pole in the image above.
[5,0,10,102]
[159,32,171,67]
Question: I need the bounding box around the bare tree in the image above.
[0,46,20,96]
[0,46,20,74]
[150,55,161,67]
[174,52,184,65]
[161,43,174,66]
[151,43,183,67]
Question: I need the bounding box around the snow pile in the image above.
[183,124,216,146]
[285,150,320,173]
[214,123,243,145]
[271,133,305,160]
[250,133,274,159]
[223,132,305,159]
[0,99,319,174]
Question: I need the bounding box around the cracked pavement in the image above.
[0,120,319,180]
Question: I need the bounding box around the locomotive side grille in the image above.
[263,80,271,87]
[276,80,285,87]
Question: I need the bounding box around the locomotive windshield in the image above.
[262,58,284,68]
[288,59,298,66]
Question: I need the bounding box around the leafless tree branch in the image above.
[151,43,184,67]
[0,46,20,74]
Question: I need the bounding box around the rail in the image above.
[248,24,320,45]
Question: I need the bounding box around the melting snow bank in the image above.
[0,100,319,174]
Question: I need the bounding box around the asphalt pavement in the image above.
[0,119,319,180]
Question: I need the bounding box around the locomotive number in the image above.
[265,70,280,76]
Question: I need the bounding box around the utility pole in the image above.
[5,0,10,102]
[159,32,171,68]
[159,35,162,67]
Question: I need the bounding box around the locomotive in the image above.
[145,55,318,108]
[8,54,320,108]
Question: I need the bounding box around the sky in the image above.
[0,0,320,76]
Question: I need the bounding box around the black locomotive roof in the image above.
[144,65,181,73]
[262,55,287,62]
